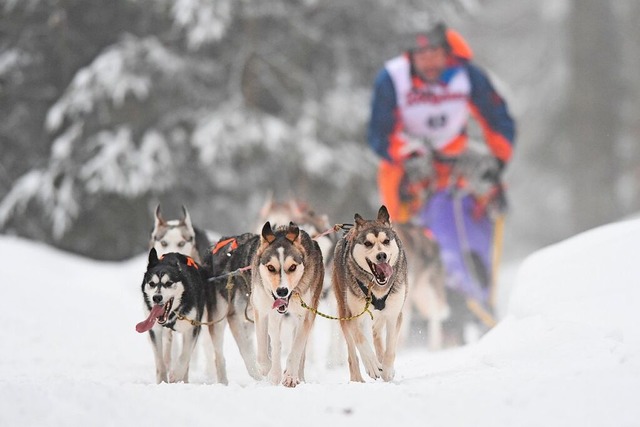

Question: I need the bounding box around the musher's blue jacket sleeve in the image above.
[368,68,397,162]
[465,62,516,162]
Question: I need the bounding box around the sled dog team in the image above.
[137,203,443,387]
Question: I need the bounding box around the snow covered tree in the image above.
[1,0,638,260]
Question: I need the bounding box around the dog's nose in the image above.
[152,294,163,304]
[275,287,289,298]
[376,252,387,262]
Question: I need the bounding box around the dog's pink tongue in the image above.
[376,262,393,279]
[135,305,165,333]
[272,298,288,311]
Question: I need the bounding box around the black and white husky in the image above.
[149,205,218,379]
[136,248,219,384]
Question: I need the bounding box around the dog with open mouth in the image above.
[332,205,408,382]
[251,221,324,387]
[136,248,217,384]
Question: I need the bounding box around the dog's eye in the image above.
[288,264,297,272]
[267,265,277,273]
[178,241,185,247]
[164,281,173,287]
[160,240,168,247]
[364,241,373,248]
[383,239,390,245]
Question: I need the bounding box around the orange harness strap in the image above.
[212,237,238,255]
[158,254,199,269]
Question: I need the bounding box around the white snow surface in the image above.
[1,218,639,427]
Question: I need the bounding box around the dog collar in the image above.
[159,310,178,330]
[356,279,390,311]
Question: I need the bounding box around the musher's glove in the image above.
[403,152,432,183]
[481,159,505,185]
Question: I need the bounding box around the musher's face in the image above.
[412,46,447,82]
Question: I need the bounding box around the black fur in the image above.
[142,248,214,331]
[202,233,260,312]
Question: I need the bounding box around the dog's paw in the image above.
[169,369,188,384]
[257,358,271,377]
[156,370,168,384]
[282,372,300,388]
[268,368,282,385]
[381,365,395,382]
[363,357,382,380]
[248,365,263,381]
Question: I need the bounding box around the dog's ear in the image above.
[259,191,274,221]
[181,205,194,231]
[354,213,366,227]
[148,247,159,269]
[154,204,166,228]
[285,222,300,243]
[377,205,390,224]
[261,221,276,244]
[288,198,303,219]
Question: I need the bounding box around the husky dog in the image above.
[150,205,212,264]
[395,223,449,350]
[257,197,337,291]
[201,232,263,382]
[332,205,408,382]
[251,222,324,387]
[256,197,343,366]
[149,205,216,378]
[135,248,218,384]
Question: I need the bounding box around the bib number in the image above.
[427,114,448,129]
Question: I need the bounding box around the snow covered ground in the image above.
[1,218,640,427]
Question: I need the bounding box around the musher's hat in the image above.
[407,22,450,52]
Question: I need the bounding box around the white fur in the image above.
[143,276,198,384]
[252,253,315,388]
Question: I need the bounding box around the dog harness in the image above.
[158,254,199,269]
[212,237,239,254]
[356,279,391,311]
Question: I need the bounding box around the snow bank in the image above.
[1,218,639,427]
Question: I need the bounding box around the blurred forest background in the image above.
[1,0,639,261]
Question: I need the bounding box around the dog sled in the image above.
[397,138,507,345]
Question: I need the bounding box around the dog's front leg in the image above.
[162,328,174,372]
[381,312,403,382]
[372,316,386,364]
[340,320,365,382]
[171,327,200,383]
[227,311,262,380]
[208,321,229,385]
[282,314,314,388]
[149,327,167,383]
[351,317,382,380]
[254,308,271,377]
[267,313,284,384]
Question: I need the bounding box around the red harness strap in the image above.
[185,257,198,269]
[212,237,238,254]
[158,254,199,269]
